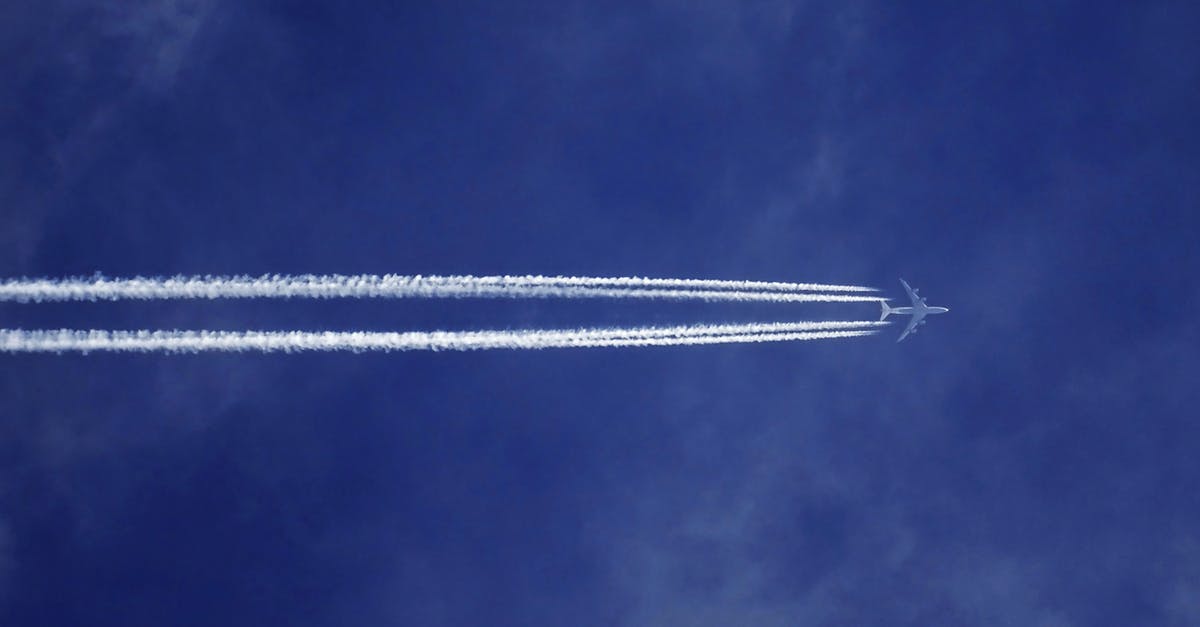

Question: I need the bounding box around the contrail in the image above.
[428,275,876,292]
[0,321,885,354]
[0,275,882,303]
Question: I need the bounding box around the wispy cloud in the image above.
[0,1,223,271]
[97,0,219,90]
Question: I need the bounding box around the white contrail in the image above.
[429,275,876,292]
[0,274,881,303]
[0,321,884,354]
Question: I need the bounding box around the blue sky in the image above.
[2,1,1198,625]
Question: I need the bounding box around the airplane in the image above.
[879,278,949,342]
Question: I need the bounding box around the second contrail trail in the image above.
[0,274,882,303]
[0,321,886,353]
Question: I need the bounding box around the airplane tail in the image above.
[879,301,893,321]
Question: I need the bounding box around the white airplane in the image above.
[879,278,949,342]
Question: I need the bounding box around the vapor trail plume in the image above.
[0,321,884,354]
[435,275,876,292]
[0,275,881,303]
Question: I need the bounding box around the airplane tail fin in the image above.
[879,301,892,321]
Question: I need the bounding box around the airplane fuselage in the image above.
[890,305,949,316]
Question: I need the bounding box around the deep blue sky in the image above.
[2,1,1199,625]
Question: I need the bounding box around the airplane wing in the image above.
[899,278,920,306]
[896,310,926,342]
